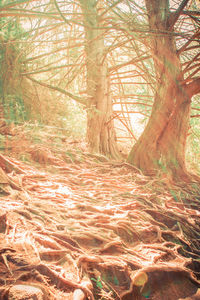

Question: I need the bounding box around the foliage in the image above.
[2,94,28,122]
[0,9,28,123]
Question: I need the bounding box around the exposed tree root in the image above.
[0,151,199,299]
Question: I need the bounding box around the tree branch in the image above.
[99,0,124,19]
[182,50,200,72]
[0,11,62,20]
[168,0,190,29]
[26,76,86,106]
[0,0,39,10]
[191,114,200,118]
[182,10,200,16]
[177,30,200,55]
[22,64,81,75]
[184,67,200,83]
[54,0,71,25]
[109,55,149,73]
[186,77,200,97]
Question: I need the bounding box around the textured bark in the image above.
[127,0,194,180]
[80,0,121,159]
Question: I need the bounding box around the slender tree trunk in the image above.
[80,0,121,159]
[127,0,192,180]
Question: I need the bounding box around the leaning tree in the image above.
[126,0,200,181]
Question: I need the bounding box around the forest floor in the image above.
[0,124,200,300]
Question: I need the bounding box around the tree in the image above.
[0,0,152,159]
[1,0,199,173]
[127,0,200,181]
[1,0,123,158]
[79,0,121,158]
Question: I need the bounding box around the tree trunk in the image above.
[86,73,121,159]
[80,0,121,159]
[127,0,192,180]
[127,84,191,180]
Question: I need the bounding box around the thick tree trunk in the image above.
[127,0,192,180]
[127,85,191,180]
[86,67,121,159]
[80,0,121,159]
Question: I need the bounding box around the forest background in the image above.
[0,0,200,181]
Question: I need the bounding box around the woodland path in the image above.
[0,145,200,300]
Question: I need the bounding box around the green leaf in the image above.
[113,276,119,285]
[96,281,103,289]
[169,190,178,202]
[91,276,103,289]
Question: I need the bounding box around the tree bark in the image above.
[127,0,194,181]
[80,0,121,159]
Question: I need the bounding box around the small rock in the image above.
[8,284,44,300]
[56,224,66,231]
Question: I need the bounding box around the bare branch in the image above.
[26,76,86,106]
[168,0,190,29]
[99,0,124,19]
[191,114,200,118]
[24,43,84,63]
[186,77,200,97]
[182,10,200,16]
[0,11,62,20]
[177,30,200,55]
[54,0,71,25]
[183,62,200,75]
[21,63,82,75]
[109,55,149,73]
[0,0,39,10]
[184,67,200,83]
